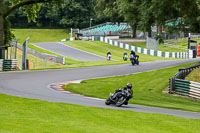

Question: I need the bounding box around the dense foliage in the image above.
[0,0,59,58]
[95,0,200,37]
[8,0,96,28]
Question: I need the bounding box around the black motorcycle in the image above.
[130,55,139,65]
[105,89,132,107]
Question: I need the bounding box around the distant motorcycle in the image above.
[105,89,132,107]
[107,54,111,61]
[130,55,139,65]
[123,55,128,61]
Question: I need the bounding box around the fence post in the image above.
[169,77,175,94]
[22,37,29,70]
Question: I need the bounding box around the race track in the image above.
[32,42,106,61]
[0,58,200,119]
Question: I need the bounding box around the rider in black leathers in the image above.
[112,83,133,105]
[107,50,111,57]
[130,50,136,60]
[107,50,111,60]
[130,50,139,65]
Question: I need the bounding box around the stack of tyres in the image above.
[3,60,12,71]
[3,59,18,71]
[0,59,3,71]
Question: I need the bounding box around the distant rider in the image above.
[107,50,111,60]
[130,50,136,63]
[123,51,128,61]
[112,83,133,105]
[130,50,136,59]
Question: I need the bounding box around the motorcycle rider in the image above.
[107,50,111,60]
[130,50,136,60]
[112,83,133,105]
[123,51,128,61]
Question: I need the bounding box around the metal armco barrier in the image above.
[169,62,200,100]
[0,59,18,71]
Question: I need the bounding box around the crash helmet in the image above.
[127,83,132,89]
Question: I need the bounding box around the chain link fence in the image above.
[17,43,65,64]
[146,37,159,50]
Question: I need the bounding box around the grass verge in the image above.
[12,29,70,44]
[129,42,187,52]
[0,94,199,133]
[65,41,173,62]
[63,62,200,112]
[14,48,62,69]
[185,67,200,82]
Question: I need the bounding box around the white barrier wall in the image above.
[100,37,188,58]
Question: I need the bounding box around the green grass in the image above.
[0,94,200,133]
[12,29,82,65]
[12,29,70,44]
[185,67,200,82]
[64,62,200,112]
[65,41,172,62]
[165,37,200,47]
[129,42,187,52]
[20,49,62,69]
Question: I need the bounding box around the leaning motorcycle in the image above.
[105,89,132,107]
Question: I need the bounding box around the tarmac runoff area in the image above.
[32,42,107,61]
[0,58,200,119]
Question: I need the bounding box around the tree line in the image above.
[8,0,200,37]
[96,0,200,38]
[8,0,97,29]
[1,0,200,58]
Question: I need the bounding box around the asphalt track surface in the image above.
[0,58,200,119]
[32,42,107,61]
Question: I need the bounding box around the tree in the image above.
[118,0,142,38]
[0,0,58,59]
[137,0,154,37]
[95,0,123,23]
[57,0,96,28]
[177,0,200,33]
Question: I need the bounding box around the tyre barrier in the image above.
[0,59,3,71]
[0,59,18,71]
[174,79,200,100]
[169,62,200,100]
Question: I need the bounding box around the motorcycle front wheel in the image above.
[105,98,112,105]
[115,96,127,107]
